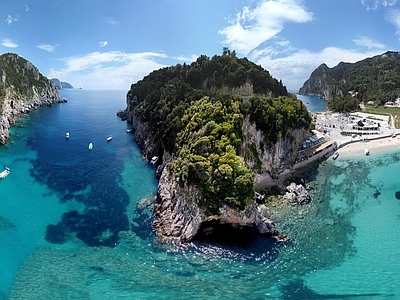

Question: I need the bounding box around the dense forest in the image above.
[127,49,310,211]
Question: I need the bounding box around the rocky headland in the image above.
[119,52,312,244]
[0,53,66,144]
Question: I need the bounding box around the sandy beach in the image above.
[337,135,400,158]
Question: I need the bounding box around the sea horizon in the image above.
[0,90,399,299]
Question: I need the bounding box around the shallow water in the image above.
[1,90,399,299]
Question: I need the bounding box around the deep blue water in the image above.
[1,90,400,299]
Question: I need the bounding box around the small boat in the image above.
[364,148,369,156]
[150,156,159,165]
[66,132,70,139]
[88,143,93,150]
[126,129,133,133]
[0,167,10,179]
[107,136,112,141]
[332,151,339,160]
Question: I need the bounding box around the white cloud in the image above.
[47,51,169,90]
[103,17,119,25]
[37,44,56,53]
[5,15,18,25]
[218,0,313,55]
[360,0,396,10]
[386,9,400,37]
[353,35,386,49]
[1,38,19,48]
[172,54,198,63]
[256,47,385,92]
[99,41,108,47]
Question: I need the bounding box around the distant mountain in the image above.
[51,78,73,89]
[299,51,400,104]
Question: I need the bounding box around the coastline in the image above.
[336,135,400,159]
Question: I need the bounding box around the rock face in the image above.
[153,164,278,243]
[0,53,64,144]
[298,63,344,101]
[241,115,310,186]
[51,78,73,89]
[284,182,311,205]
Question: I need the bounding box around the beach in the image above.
[338,135,400,158]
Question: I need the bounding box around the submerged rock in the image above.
[284,182,311,205]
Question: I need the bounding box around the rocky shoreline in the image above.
[0,84,65,145]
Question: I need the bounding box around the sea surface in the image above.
[296,94,327,113]
[1,90,400,299]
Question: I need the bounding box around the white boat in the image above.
[332,151,339,160]
[66,132,70,139]
[0,167,10,179]
[126,129,133,133]
[107,136,112,141]
[88,143,93,150]
[150,156,159,165]
[364,148,369,155]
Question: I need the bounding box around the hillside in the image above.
[0,53,65,144]
[299,51,400,104]
[120,50,312,243]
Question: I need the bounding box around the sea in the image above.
[0,91,400,299]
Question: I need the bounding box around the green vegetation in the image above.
[246,95,311,147]
[0,53,49,108]
[170,94,254,211]
[128,50,310,212]
[327,94,359,112]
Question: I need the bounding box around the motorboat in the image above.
[126,129,133,133]
[107,136,112,141]
[364,148,369,155]
[0,167,10,179]
[332,151,339,160]
[89,143,93,150]
[66,132,70,139]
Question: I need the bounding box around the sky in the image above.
[1,0,400,92]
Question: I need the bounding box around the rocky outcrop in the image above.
[298,63,344,101]
[284,182,311,205]
[241,115,311,186]
[153,164,279,243]
[0,54,65,144]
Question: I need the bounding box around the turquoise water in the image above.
[1,90,400,299]
[296,94,327,113]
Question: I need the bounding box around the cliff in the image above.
[51,78,74,89]
[0,53,65,144]
[299,51,400,103]
[119,52,311,243]
[298,63,344,100]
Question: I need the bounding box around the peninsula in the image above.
[119,50,313,243]
[0,53,66,145]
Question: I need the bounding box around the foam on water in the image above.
[1,90,400,299]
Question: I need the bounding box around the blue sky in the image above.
[1,0,400,92]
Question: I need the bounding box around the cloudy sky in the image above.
[1,0,400,92]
